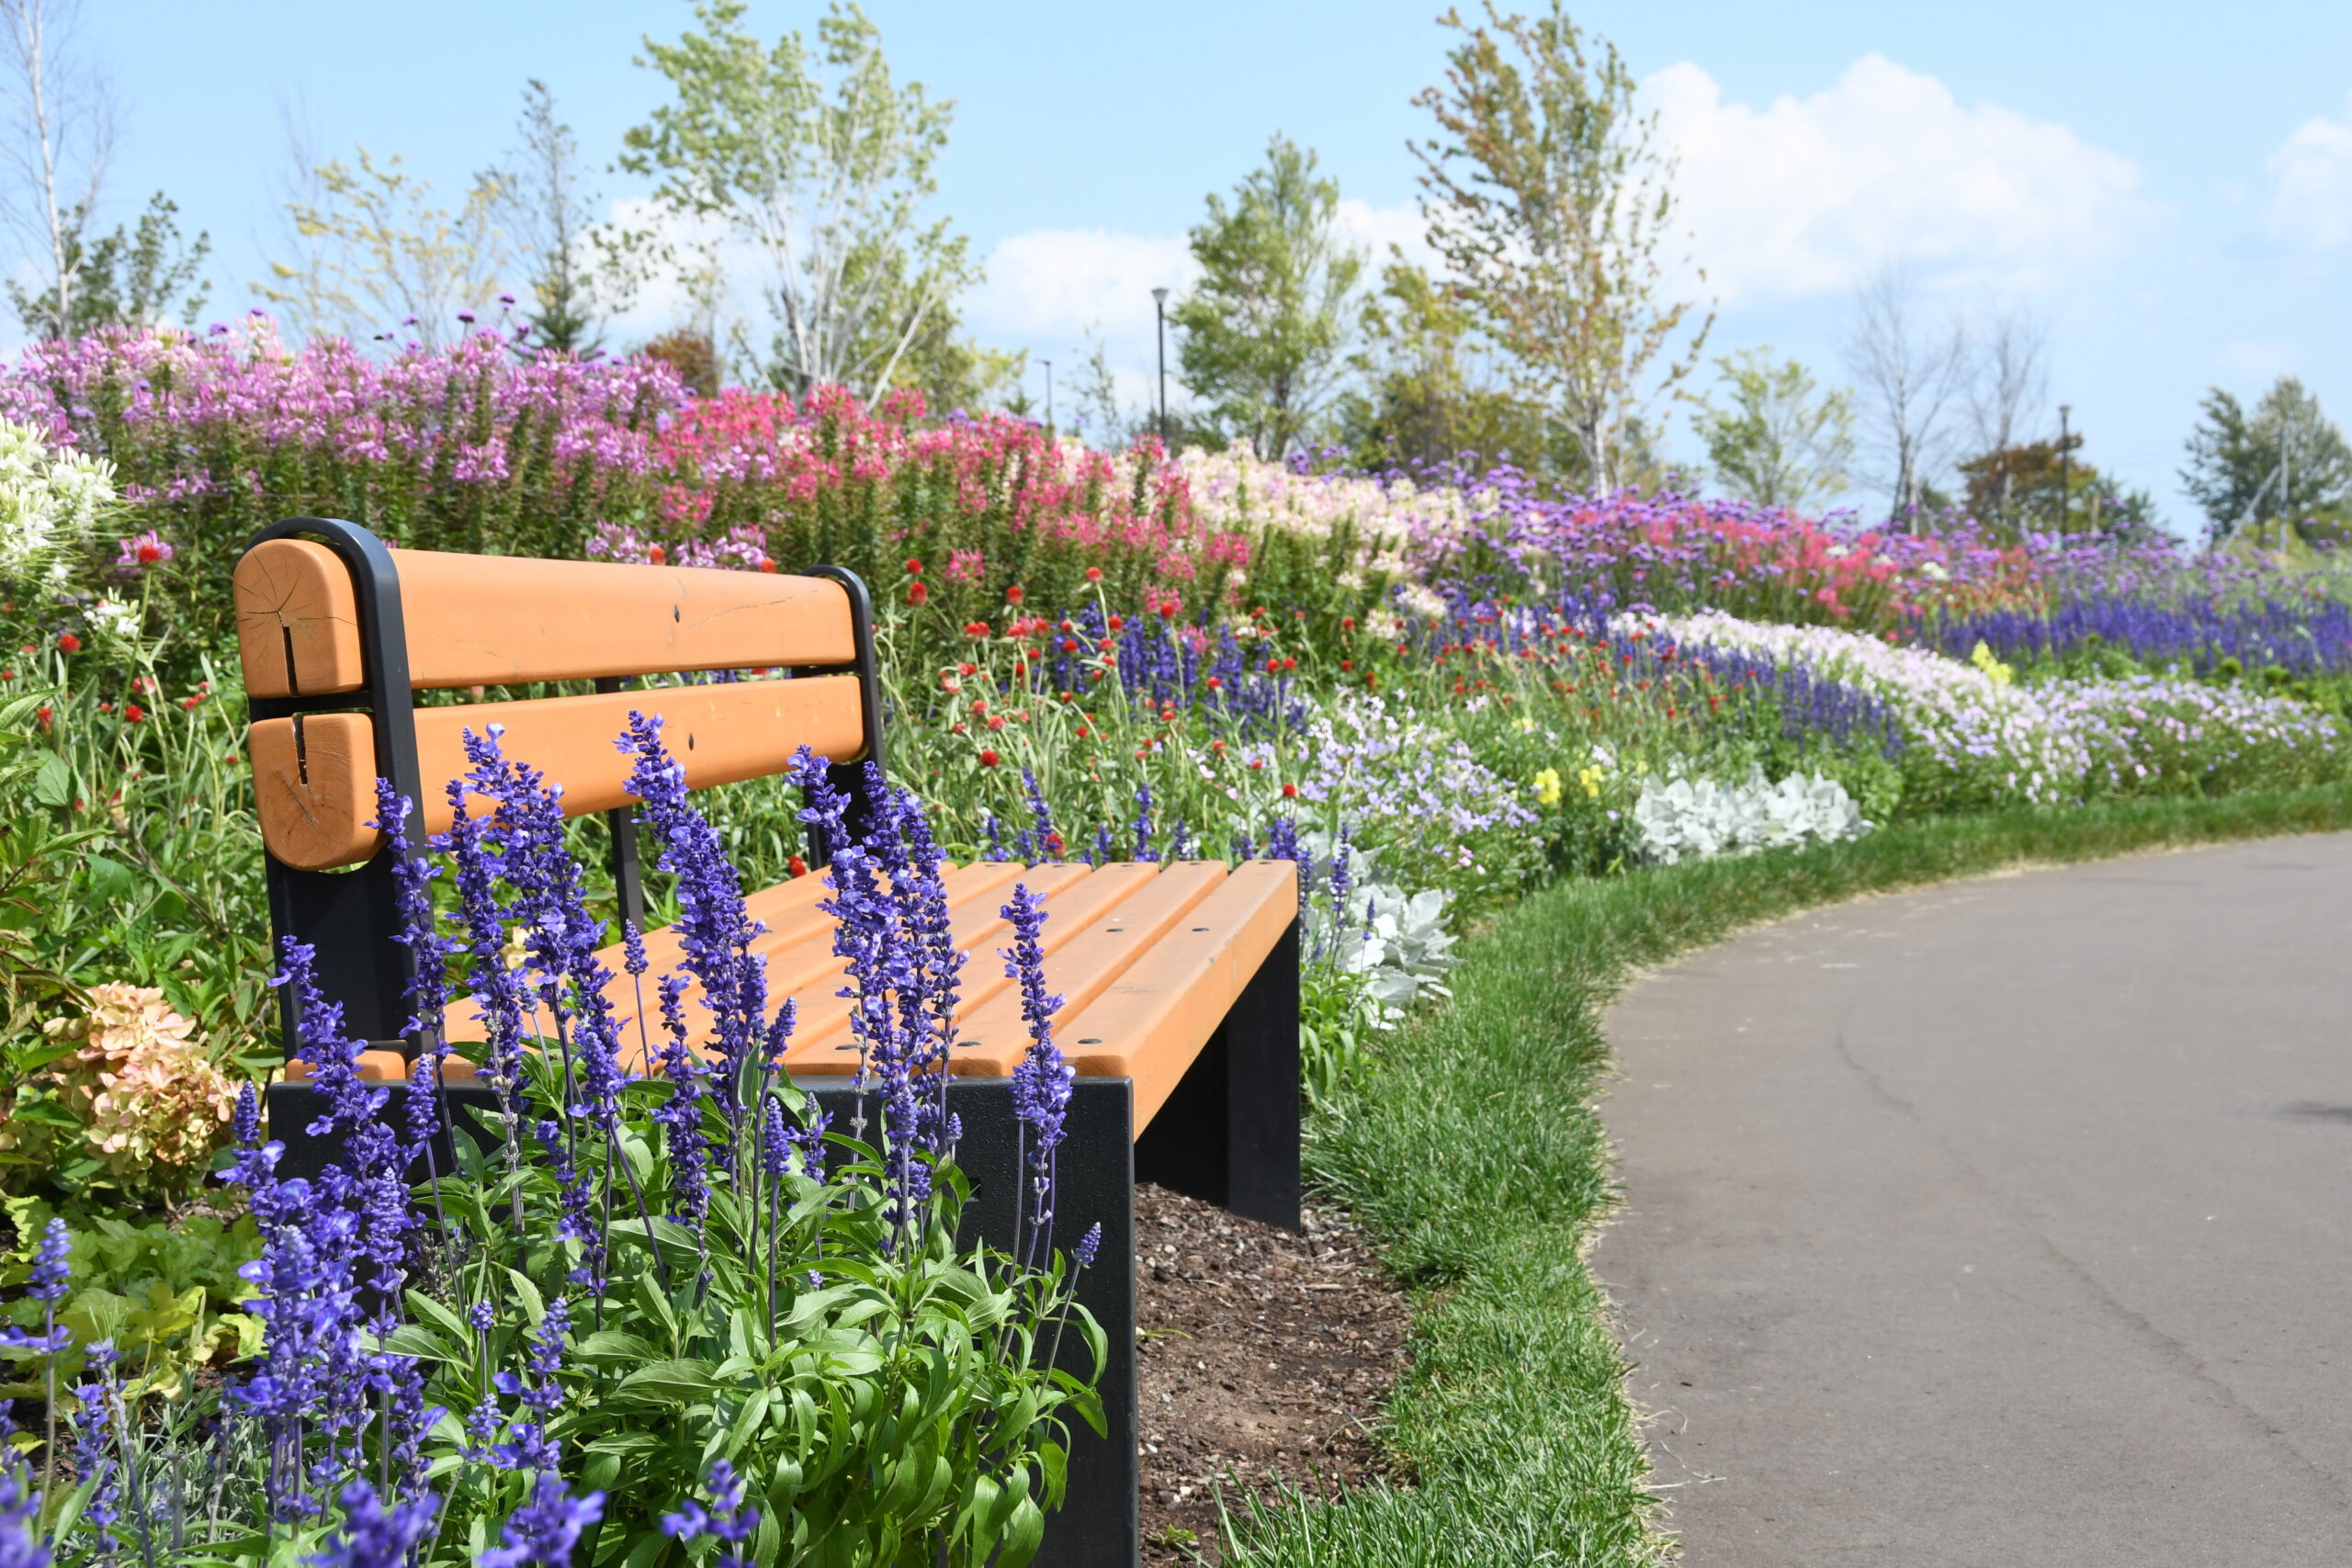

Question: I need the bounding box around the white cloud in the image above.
[2265,96,2352,251]
[1645,55,2147,302]
[966,228,1195,344]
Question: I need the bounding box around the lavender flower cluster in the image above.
[0,720,1100,1568]
[1933,593,2352,681]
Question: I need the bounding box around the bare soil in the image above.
[1133,1182,1410,1562]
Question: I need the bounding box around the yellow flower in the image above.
[1578,765,1604,798]
[1514,715,1536,734]
[1969,640,2014,685]
[1532,767,1563,807]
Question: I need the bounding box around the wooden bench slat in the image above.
[251,676,867,871]
[439,860,1034,1066]
[931,862,1232,1080]
[235,538,857,699]
[1055,861,1297,1133]
[781,861,1170,1074]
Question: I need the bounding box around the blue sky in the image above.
[88,1,2352,527]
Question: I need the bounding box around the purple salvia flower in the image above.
[0,1448,46,1568]
[308,1481,441,1568]
[1001,884,1069,1270]
[479,1469,604,1568]
[661,1459,760,1568]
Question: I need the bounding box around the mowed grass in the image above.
[1217,780,2352,1566]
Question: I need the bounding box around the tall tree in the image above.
[256,143,510,349]
[0,0,110,338]
[2181,376,2352,537]
[1842,260,1968,527]
[1171,133,1363,457]
[491,80,623,355]
[5,189,208,337]
[621,0,978,401]
[1413,2,1712,491]
[1692,347,1856,511]
[1334,255,1545,472]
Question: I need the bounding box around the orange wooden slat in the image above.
[441,861,1029,1072]
[933,862,1228,1078]
[234,538,858,699]
[250,676,867,871]
[1055,860,1296,1134]
[782,862,1157,1075]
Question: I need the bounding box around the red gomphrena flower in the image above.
[1340,616,1356,632]
[905,557,924,576]
[1061,638,1079,654]
[965,620,991,637]
[1107,615,1124,632]
[987,715,1006,731]
[1157,599,1178,618]
[787,854,809,878]
[1210,739,1227,752]
[757,556,777,573]
[1281,782,1298,798]
[1280,658,1296,672]
[648,544,667,566]
[978,749,1001,768]
[958,662,977,676]
[0,669,10,680]
[906,581,928,606]
[1204,675,1222,690]
[1340,660,1353,672]
[1094,637,1114,653]
[1085,566,1102,581]
[124,704,143,723]
[1076,725,1090,739]
[182,694,202,709]
[1264,658,1281,675]
[1005,584,1024,604]
[56,633,80,653]
[36,705,52,728]
[1249,758,1265,772]
[1058,619,1075,632]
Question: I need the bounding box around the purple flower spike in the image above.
[309,1481,441,1568]
[1001,884,1069,1269]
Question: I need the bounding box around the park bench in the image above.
[231,517,1302,1568]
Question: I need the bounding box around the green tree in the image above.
[622,0,978,401]
[1334,256,1546,472]
[1171,134,1363,457]
[491,81,628,355]
[1692,347,1855,510]
[255,145,510,349]
[1413,2,1712,490]
[2181,376,2352,537]
[6,191,209,339]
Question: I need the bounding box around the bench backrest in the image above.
[233,516,879,1047]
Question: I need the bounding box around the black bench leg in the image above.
[1134,916,1302,1233]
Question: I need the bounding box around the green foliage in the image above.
[623,0,980,401]
[492,80,631,355]
[2182,376,2352,537]
[1412,1,1712,490]
[1171,135,1365,458]
[6,192,211,342]
[0,1199,264,1403]
[1333,259,1550,475]
[1692,346,1856,510]
[390,1003,1102,1563]
[257,145,511,348]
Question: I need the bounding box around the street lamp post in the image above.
[1150,287,1170,446]
[2057,404,2072,534]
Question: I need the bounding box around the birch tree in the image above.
[622,0,977,401]
[1412,2,1711,490]
[0,0,110,339]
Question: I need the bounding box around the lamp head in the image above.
[1151,287,1169,307]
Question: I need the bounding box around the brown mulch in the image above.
[1133,1182,1410,1562]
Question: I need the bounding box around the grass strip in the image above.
[1220,780,2352,1566]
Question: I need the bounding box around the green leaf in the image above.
[407,1291,477,1348]
[31,753,71,809]
[574,1329,661,1366]
[380,1324,466,1366]
[503,1266,546,1327]
[613,1357,722,1405]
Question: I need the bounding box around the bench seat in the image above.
[290,857,1297,1138]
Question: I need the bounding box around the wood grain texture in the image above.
[249,676,867,870]
[232,538,858,697]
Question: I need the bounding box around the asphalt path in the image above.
[1595,834,2352,1566]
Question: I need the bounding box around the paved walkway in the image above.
[1596,835,2352,1566]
